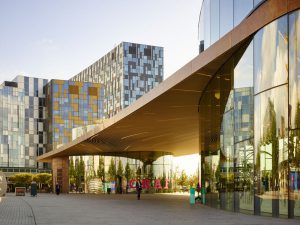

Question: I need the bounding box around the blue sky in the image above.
[0,0,201,82]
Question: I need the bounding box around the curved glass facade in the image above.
[198,0,264,52]
[200,9,300,218]
[82,153,175,194]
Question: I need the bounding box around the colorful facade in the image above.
[71,42,163,117]
[0,42,164,176]
[46,80,103,151]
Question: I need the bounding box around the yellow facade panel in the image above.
[53,80,65,85]
[88,87,98,96]
[53,102,59,111]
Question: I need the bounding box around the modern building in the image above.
[198,0,298,218]
[38,0,300,219]
[0,42,164,180]
[45,80,104,151]
[198,0,265,52]
[71,42,164,118]
[0,76,50,175]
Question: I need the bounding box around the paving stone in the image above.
[1,193,299,225]
[0,194,35,225]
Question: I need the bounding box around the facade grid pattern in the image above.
[71,42,163,118]
[0,76,48,169]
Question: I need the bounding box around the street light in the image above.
[7,144,9,168]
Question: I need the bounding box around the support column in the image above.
[52,157,69,193]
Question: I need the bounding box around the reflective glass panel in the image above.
[234,41,254,89]
[235,139,254,213]
[254,0,263,7]
[254,16,288,94]
[220,0,233,37]
[203,152,221,209]
[234,87,254,142]
[234,0,253,26]
[203,0,211,49]
[289,9,300,218]
[289,10,300,130]
[254,85,288,216]
[210,0,219,45]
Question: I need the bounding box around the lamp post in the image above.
[7,144,9,168]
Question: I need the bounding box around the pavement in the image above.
[0,193,299,225]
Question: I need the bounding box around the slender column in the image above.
[52,157,69,193]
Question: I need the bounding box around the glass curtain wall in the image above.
[200,41,254,212]
[200,10,300,218]
[199,0,255,52]
[81,153,173,194]
[254,15,288,217]
[0,76,48,169]
[289,10,300,218]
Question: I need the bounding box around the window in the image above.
[144,48,151,57]
[88,87,98,96]
[129,46,136,55]
[69,85,79,95]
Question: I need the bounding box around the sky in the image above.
[0,0,201,82]
[173,154,199,176]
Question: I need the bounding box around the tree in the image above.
[136,166,142,179]
[33,173,52,185]
[97,156,106,193]
[188,173,198,188]
[124,162,132,182]
[33,173,52,191]
[117,159,124,177]
[10,173,32,188]
[107,158,116,181]
[173,166,180,191]
[87,156,96,179]
[177,170,188,190]
[116,159,124,194]
[79,156,85,183]
[69,157,76,185]
[148,164,154,180]
[160,173,166,189]
[74,156,85,189]
[97,156,105,181]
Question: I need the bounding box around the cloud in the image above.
[37,38,54,46]
[35,37,59,53]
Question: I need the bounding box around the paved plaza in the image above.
[0,193,299,225]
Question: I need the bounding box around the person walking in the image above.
[55,183,60,195]
[136,179,142,200]
[195,182,201,202]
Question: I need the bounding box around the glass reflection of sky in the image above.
[254,16,288,94]
[289,11,300,128]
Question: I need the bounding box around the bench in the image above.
[15,187,26,196]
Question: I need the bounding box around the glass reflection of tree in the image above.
[260,97,289,193]
[204,161,214,192]
[219,151,232,192]
[290,101,300,190]
[261,98,279,191]
[240,155,254,191]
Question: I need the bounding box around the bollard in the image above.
[201,187,206,204]
[189,188,195,204]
